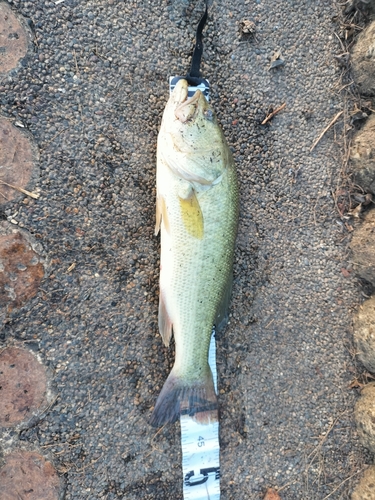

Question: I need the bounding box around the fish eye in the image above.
[204,109,214,121]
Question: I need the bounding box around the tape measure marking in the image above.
[181,331,220,500]
[170,76,220,500]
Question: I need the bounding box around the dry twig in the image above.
[261,103,286,125]
[310,111,343,152]
[0,180,39,199]
[322,469,364,499]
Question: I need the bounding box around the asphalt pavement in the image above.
[0,0,368,498]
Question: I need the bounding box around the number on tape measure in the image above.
[181,331,220,500]
[184,467,221,487]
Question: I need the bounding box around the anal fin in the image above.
[155,196,170,236]
[158,290,173,347]
[155,196,162,236]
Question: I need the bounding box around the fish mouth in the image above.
[172,78,189,105]
[174,85,202,124]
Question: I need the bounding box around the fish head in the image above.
[161,79,228,185]
[174,81,210,124]
[171,79,221,146]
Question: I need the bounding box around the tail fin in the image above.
[150,366,218,427]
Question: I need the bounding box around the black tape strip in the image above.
[186,2,208,85]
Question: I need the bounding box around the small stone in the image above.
[354,296,375,373]
[352,465,375,500]
[355,382,375,453]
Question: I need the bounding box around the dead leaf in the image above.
[365,193,373,205]
[341,268,351,278]
[350,103,368,123]
[264,488,281,500]
[269,51,285,69]
[239,19,256,36]
[349,378,365,389]
[348,203,362,218]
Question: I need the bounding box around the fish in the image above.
[150,78,239,427]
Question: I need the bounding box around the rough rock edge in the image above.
[351,20,375,97]
[351,465,375,500]
[0,342,56,451]
[0,116,40,207]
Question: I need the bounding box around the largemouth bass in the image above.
[150,79,239,427]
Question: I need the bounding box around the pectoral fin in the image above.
[179,190,204,240]
[155,196,170,236]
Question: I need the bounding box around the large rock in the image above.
[351,20,375,97]
[351,115,375,194]
[0,3,29,74]
[0,347,48,428]
[355,0,375,14]
[352,465,375,500]
[359,0,375,15]
[0,450,61,500]
[0,222,45,326]
[354,296,375,372]
[350,209,375,286]
[0,117,39,205]
[354,382,375,453]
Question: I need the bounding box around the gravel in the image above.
[0,0,367,498]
